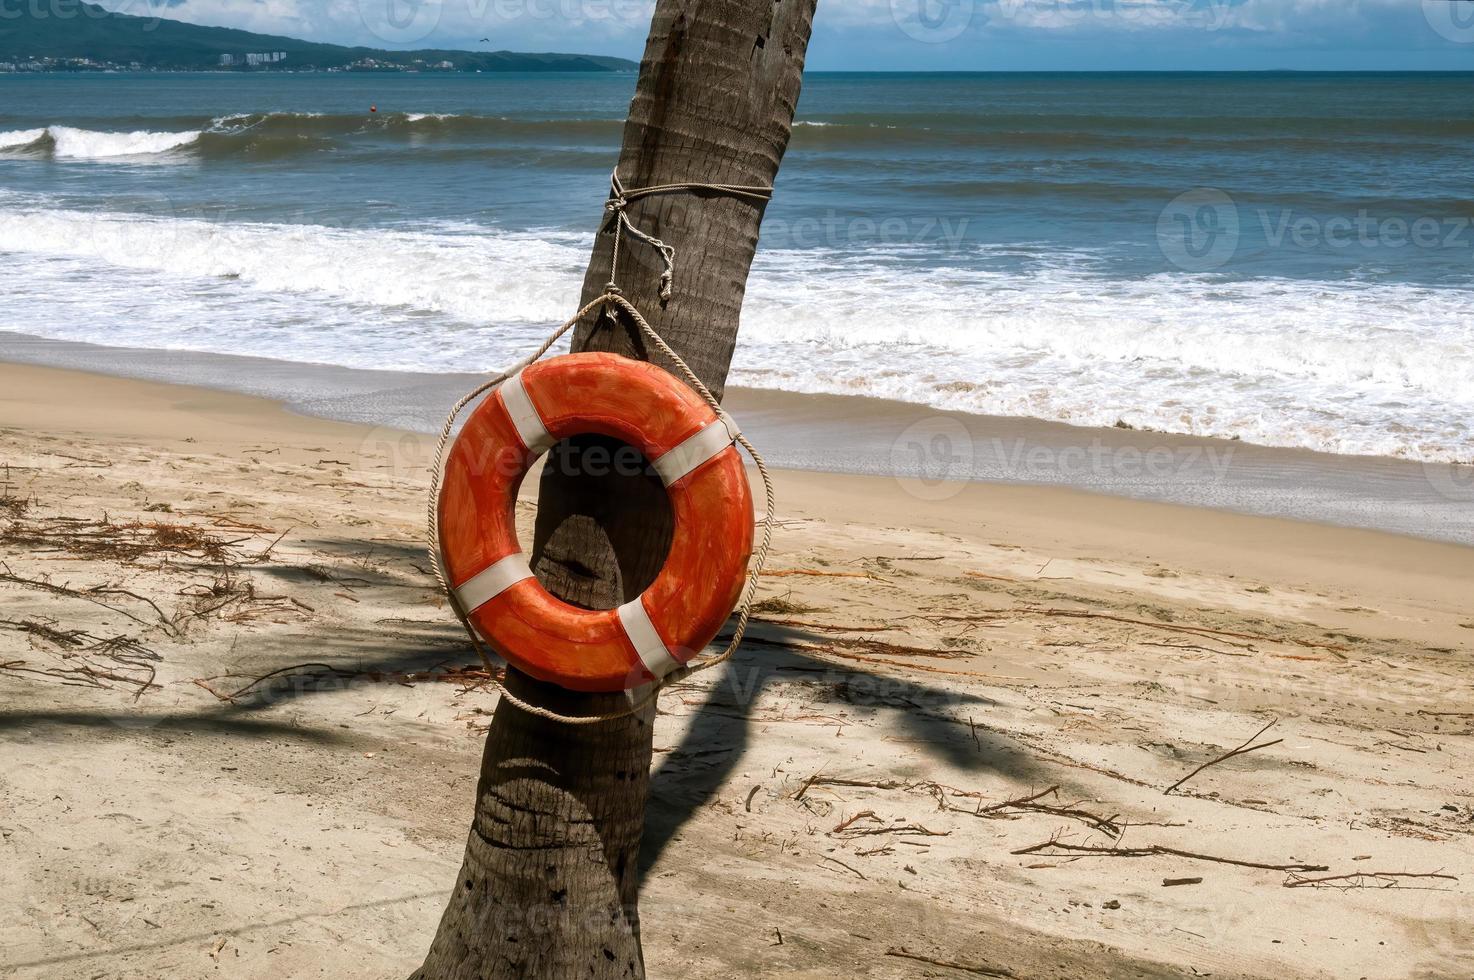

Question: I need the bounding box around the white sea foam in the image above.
[0,128,45,148]
[46,126,201,159]
[0,206,585,324]
[1,200,1470,463]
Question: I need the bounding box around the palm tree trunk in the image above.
[410,2,816,977]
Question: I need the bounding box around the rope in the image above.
[604,171,773,302]
[425,173,777,726]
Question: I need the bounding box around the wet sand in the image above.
[4,329,1472,545]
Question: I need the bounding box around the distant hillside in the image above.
[0,1,636,72]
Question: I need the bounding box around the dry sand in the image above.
[1,361,1471,979]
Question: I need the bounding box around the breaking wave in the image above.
[0,112,630,163]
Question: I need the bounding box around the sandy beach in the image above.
[2,359,1473,979]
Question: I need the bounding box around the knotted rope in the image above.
[603,171,774,302]
[425,171,777,726]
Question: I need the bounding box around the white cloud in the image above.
[105,0,655,49]
[100,0,1465,61]
[841,0,1447,39]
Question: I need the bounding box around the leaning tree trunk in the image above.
[410,2,816,977]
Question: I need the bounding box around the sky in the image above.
[101,0,1474,70]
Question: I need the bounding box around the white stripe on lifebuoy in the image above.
[653,412,740,486]
[500,371,556,455]
[616,597,682,680]
[456,553,535,613]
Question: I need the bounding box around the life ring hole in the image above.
[520,433,674,611]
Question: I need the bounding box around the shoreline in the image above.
[3,329,1471,546]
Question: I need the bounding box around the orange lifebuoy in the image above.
[437,352,753,692]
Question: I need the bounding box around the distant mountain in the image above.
[0,1,636,72]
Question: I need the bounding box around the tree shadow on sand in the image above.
[2,608,1046,888]
[638,621,1047,879]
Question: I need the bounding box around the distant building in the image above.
[222,51,287,68]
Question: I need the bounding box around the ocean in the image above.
[1,71,1472,463]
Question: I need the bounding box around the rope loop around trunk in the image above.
[603,170,774,303]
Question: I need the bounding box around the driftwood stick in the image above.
[0,564,158,632]
[818,856,866,880]
[976,786,1058,814]
[765,568,878,580]
[793,767,826,800]
[1012,839,1328,873]
[938,784,1122,837]
[839,821,949,839]
[832,810,879,833]
[196,662,346,702]
[1166,719,1282,795]
[810,776,909,791]
[1284,871,1458,889]
[885,946,1015,978]
[1033,608,1348,652]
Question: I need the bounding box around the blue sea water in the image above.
[1,71,1472,461]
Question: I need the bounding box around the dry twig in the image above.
[942,784,1121,837]
[1165,719,1283,795]
[885,947,1014,978]
[818,856,866,880]
[1283,871,1457,889]
[1012,837,1327,873]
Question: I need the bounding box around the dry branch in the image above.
[1283,871,1457,889]
[1165,719,1283,795]
[832,810,880,833]
[0,563,161,632]
[941,785,1121,837]
[1032,608,1348,653]
[818,856,866,880]
[765,568,877,580]
[886,947,1014,978]
[192,662,498,703]
[836,821,949,839]
[0,616,160,699]
[1013,837,1327,873]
